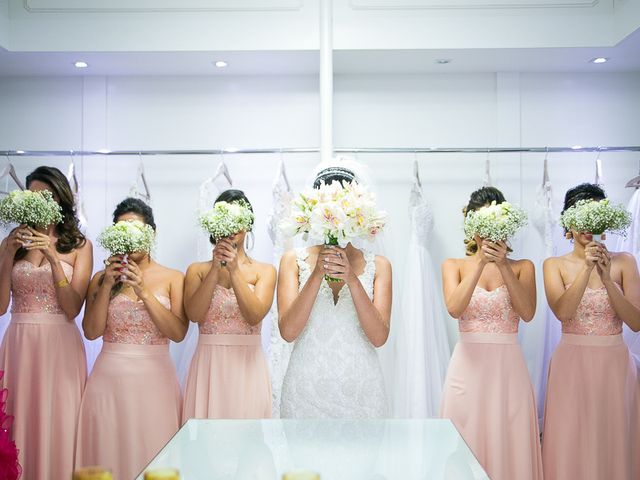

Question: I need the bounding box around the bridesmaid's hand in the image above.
[584,241,601,270]
[101,255,124,288]
[482,240,508,265]
[120,258,147,296]
[215,238,238,271]
[5,225,29,255]
[22,227,59,263]
[476,238,493,265]
[595,245,612,282]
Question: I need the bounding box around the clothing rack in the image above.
[1,146,640,157]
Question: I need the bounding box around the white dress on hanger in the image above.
[280,248,387,418]
[266,161,293,418]
[393,178,450,417]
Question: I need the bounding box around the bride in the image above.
[278,164,391,418]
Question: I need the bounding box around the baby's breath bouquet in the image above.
[560,198,632,242]
[97,220,155,256]
[281,181,387,281]
[464,201,528,243]
[198,200,254,266]
[0,190,62,228]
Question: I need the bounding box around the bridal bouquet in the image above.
[560,198,631,241]
[97,220,155,256]
[0,190,62,228]
[283,181,387,247]
[198,200,254,241]
[464,201,528,243]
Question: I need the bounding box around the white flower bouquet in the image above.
[97,220,155,256]
[198,200,254,266]
[560,198,632,242]
[282,181,386,280]
[0,190,63,228]
[464,201,528,243]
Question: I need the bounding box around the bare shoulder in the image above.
[612,251,638,266]
[511,257,535,272]
[442,257,463,272]
[156,263,185,281]
[279,249,298,269]
[374,254,391,272]
[543,255,564,268]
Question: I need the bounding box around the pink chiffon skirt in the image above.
[0,313,87,480]
[75,342,182,480]
[440,332,543,480]
[182,334,271,421]
[543,333,640,480]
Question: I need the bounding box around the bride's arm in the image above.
[278,249,324,342]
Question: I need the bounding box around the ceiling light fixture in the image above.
[590,57,608,64]
[74,61,88,68]
[214,60,228,68]
[435,59,452,65]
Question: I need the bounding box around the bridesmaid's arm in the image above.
[602,253,640,331]
[543,257,591,323]
[278,250,323,343]
[497,259,536,321]
[348,255,392,348]
[184,262,220,323]
[52,241,93,320]
[230,264,277,327]
[0,233,21,315]
[82,269,115,340]
[442,258,484,318]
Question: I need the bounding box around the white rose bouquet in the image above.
[560,198,632,242]
[464,201,528,243]
[97,220,155,256]
[0,190,63,228]
[198,200,254,266]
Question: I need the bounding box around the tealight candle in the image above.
[72,467,113,480]
[144,468,181,480]
[282,471,320,480]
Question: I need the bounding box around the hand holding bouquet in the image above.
[97,220,155,280]
[560,198,631,242]
[198,200,254,266]
[464,201,528,244]
[0,190,62,229]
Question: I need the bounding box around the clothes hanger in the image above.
[130,152,151,202]
[66,151,88,226]
[413,151,422,188]
[483,149,493,187]
[624,159,640,189]
[594,148,604,186]
[210,151,233,187]
[541,147,550,188]
[0,155,26,194]
[277,150,291,192]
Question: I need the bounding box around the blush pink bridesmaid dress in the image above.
[0,260,87,480]
[440,285,543,480]
[75,295,182,480]
[182,284,271,420]
[543,285,640,480]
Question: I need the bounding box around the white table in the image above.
[138,419,489,480]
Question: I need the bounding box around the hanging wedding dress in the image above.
[266,159,293,418]
[393,161,450,417]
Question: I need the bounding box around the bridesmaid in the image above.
[182,189,275,420]
[542,183,640,480]
[76,198,187,480]
[440,186,542,480]
[0,166,92,480]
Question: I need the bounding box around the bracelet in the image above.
[55,278,70,289]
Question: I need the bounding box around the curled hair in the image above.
[313,167,355,189]
[462,186,507,256]
[210,189,254,244]
[112,197,156,230]
[561,183,606,234]
[16,166,86,261]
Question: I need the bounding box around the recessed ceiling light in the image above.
[214,60,228,68]
[571,145,583,150]
[74,61,88,68]
[590,57,608,64]
[97,149,111,154]
[15,150,24,154]
[435,59,452,65]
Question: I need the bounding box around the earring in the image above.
[245,231,255,251]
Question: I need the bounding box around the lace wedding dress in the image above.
[280,248,387,418]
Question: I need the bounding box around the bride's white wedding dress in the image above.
[280,248,388,418]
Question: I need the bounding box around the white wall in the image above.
[0,71,638,395]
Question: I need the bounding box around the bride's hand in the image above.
[321,246,356,283]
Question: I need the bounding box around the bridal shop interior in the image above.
[1,0,639,478]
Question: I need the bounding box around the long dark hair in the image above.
[210,189,253,244]
[561,183,606,234]
[15,166,86,260]
[462,186,507,256]
[112,197,157,230]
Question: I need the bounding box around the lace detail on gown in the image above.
[459,286,520,334]
[103,295,171,345]
[562,286,622,336]
[11,260,74,314]
[280,248,388,418]
[200,285,260,335]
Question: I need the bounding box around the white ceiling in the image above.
[0,27,638,76]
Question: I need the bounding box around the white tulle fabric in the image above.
[266,159,294,418]
[392,179,450,417]
[280,248,387,418]
[616,188,640,369]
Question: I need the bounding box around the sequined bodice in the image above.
[563,286,622,335]
[199,284,260,335]
[11,260,74,315]
[458,286,520,333]
[103,295,171,345]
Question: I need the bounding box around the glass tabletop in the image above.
[138,418,489,480]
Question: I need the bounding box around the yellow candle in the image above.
[143,468,181,480]
[72,467,113,480]
[282,472,320,480]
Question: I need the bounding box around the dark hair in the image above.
[210,189,254,244]
[462,186,508,256]
[313,167,356,189]
[561,183,606,234]
[112,197,156,230]
[16,166,86,260]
